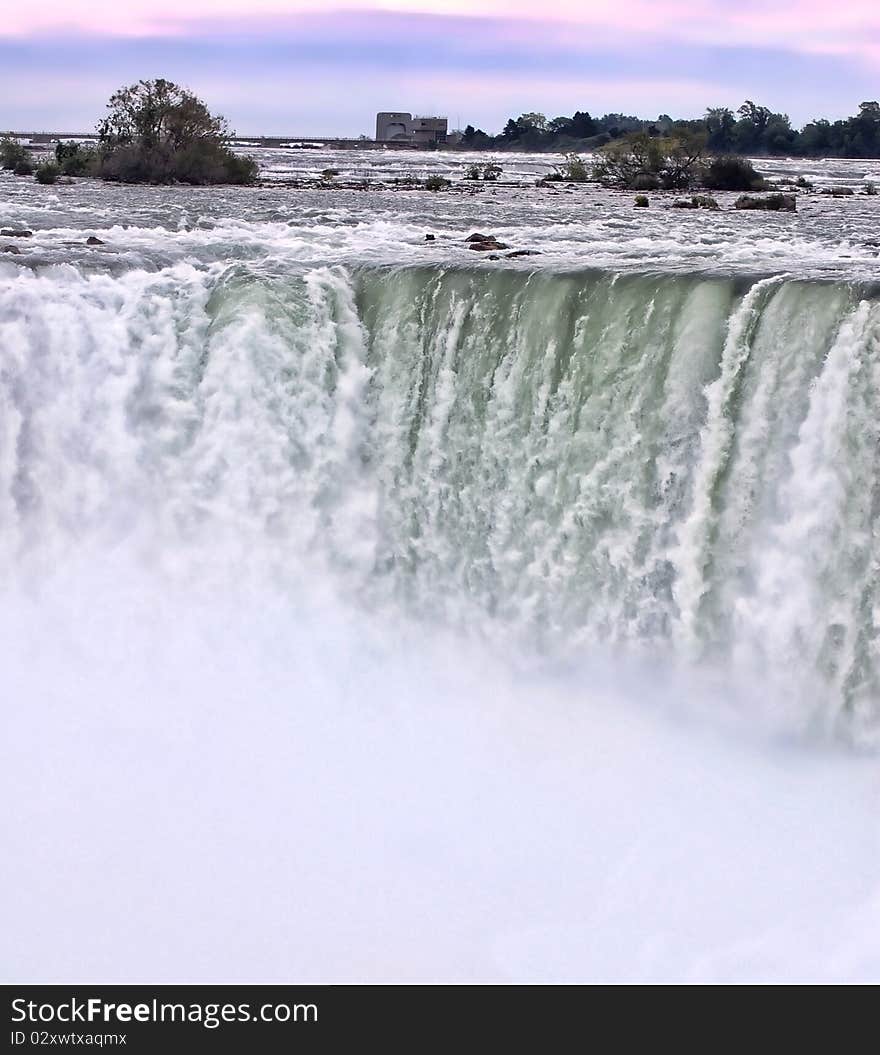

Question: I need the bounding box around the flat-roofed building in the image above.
[376,112,448,145]
[411,116,448,146]
[376,112,412,142]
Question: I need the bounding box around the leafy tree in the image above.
[55,142,98,176]
[701,155,766,191]
[555,153,589,181]
[798,118,832,156]
[517,113,548,133]
[571,111,597,138]
[593,131,707,190]
[738,100,771,131]
[548,116,574,136]
[462,124,492,148]
[35,162,60,185]
[1,137,31,170]
[705,107,736,152]
[95,79,258,185]
[852,101,880,155]
[762,114,796,154]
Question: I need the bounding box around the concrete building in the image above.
[410,116,448,146]
[376,112,448,146]
[376,112,412,142]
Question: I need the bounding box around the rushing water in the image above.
[2,155,880,981]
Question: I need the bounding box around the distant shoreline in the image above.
[4,133,880,163]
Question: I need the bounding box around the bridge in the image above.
[3,132,425,151]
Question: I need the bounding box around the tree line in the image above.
[460,101,880,158]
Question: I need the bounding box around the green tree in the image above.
[593,131,707,190]
[0,137,31,171]
[571,111,597,138]
[96,79,258,185]
[705,107,735,152]
[556,153,589,181]
[55,142,99,176]
[548,116,574,136]
[517,113,548,133]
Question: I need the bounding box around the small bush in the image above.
[702,155,765,191]
[557,153,589,182]
[465,161,502,181]
[14,158,34,176]
[321,168,340,178]
[223,153,259,185]
[97,141,258,185]
[735,193,796,212]
[634,195,649,207]
[35,162,60,184]
[795,175,814,191]
[55,142,99,176]
[1,137,32,170]
[425,174,449,191]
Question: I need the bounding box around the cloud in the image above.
[1,5,876,133]
[4,1,880,59]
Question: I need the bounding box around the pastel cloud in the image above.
[5,1,880,54]
[1,4,877,133]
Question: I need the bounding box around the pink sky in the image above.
[5,1,879,59]
[1,2,877,133]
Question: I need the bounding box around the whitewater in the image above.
[2,153,879,982]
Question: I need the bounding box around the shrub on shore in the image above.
[14,158,34,176]
[35,162,60,185]
[425,174,450,191]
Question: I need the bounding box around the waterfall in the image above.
[1,261,878,739]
